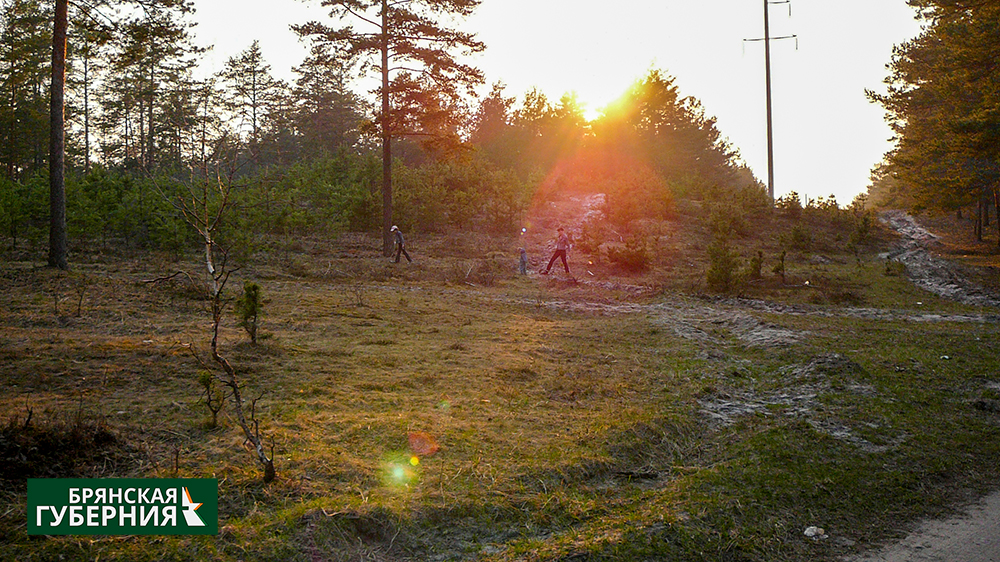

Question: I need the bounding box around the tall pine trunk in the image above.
[994,185,1000,248]
[83,44,90,174]
[48,0,68,270]
[975,188,984,242]
[380,0,392,256]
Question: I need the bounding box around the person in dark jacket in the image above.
[542,227,571,274]
[391,225,412,263]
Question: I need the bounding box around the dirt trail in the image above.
[880,210,1000,309]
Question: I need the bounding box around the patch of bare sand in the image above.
[697,353,900,453]
[842,490,1000,562]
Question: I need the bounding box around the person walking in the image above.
[542,227,571,275]
[391,225,412,263]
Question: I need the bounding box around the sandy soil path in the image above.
[880,210,1000,308]
[843,490,1000,562]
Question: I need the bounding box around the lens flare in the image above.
[381,453,419,489]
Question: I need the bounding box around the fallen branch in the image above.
[142,270,198,286]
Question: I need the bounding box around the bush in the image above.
[63,170,196,252]
[282,150,381,233]
[781,224,813,251]
[772,251,787,282]
[748,251,764,280]
[607,236,650,272]
[884,260,906,277]
[576,217,612,256]
[235,281,264,345]
[805,194,840,215]
[848,194,876,247]
[709,203,748,238]
[0,174,47,251]
[706,236,743,292]
[393,157,530,235]
[600,168,673,230]
[775,191,803,219]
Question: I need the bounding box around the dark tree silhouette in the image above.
[47,0,68,270]
[294,0,484,255]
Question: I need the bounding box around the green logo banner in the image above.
[28,478,218,535]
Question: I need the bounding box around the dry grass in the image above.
[2,200,1000,561]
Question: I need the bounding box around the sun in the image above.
[573,85,630,123]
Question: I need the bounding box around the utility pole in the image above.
[745,0,796,203]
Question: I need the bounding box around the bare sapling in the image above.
[161,150,276,483]
[203,265,275,482]
[198,370,225,429]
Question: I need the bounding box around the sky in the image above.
[191,0,925,206]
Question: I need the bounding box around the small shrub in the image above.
[849,196,876,247]
[782,224,813,250]
[198,370,225,429]
[706,236,743,292]
[884,260,906,277]
[828,288,865,306]
[775,191,803,219]
[348,282,367,306]
[709,204,748,238]
[748,251,764,280]
[235,281,264,345]
[772,251,786,282]
[576,217,609,256]
[607,237,650,273]
[601,168,673,230]
[805,194,840,215]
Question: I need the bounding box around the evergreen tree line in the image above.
[0,0,752,257]
[871,0,1000,243]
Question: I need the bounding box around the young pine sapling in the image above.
[235,281,263,345]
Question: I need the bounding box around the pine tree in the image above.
[468,82,518,169]
[218,40,288,158]
[871,1,1000,243]
[593,69,737,187]
[291,43,363,159]
[0,0,51,180]
[293,0,485,255]
[48,0,68,269]
[102,2,201,169]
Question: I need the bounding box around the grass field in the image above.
[3,201,1000,561]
